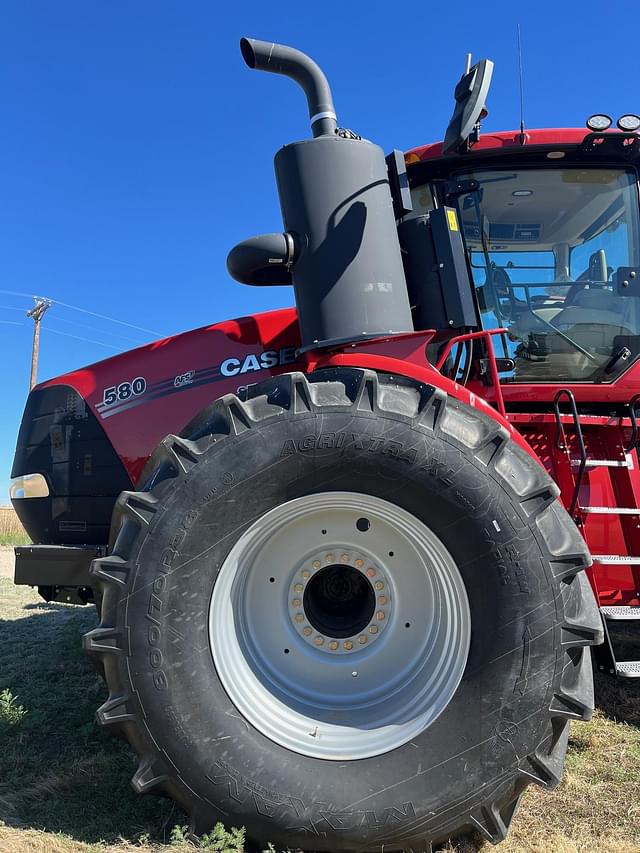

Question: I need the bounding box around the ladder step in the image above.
[616,661,640,679]
[593,555,640,564]
[582,506,640,515]
[601,605,640,621]
[571,455,634,468]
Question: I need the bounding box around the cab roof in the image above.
[406,129,613,163]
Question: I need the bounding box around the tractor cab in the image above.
[401,54,640,395]
[406,148,640,386]
[401,66,640,680]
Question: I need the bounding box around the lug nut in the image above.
[366,567,377,578]
[325,553,335,563]
[329,641,339,650]
[378,595,387,606]
[358,635,368,644]
[314,636,324,646]
[340,553,350,563]
[344,640,353,650]
[295,613,305,623]
[374,581,384,591]
[369,625,379,634]
[376,611,385,621]
[303,626,312,636]
[301,570,310,580]
[354,558,364,568]
[292,598,301,608]
[312,560,321,569]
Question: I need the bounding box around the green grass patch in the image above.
[0,687,27,726]
[0,532,30,546]
[0,507,30,546]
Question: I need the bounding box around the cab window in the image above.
[454,167,640,382]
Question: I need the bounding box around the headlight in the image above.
[9,473,49,499]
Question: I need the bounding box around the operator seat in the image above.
[514,287,638,380]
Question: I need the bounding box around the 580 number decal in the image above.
[102,377,146,407]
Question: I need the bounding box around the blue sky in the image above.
[0,0,635,500]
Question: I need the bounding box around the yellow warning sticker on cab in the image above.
[446,209,459,231]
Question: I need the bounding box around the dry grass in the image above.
[0,506,30,546]
[0,578,638,853]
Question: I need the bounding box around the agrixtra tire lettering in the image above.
[281,431,418,464]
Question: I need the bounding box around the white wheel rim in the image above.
[209,492,471,760]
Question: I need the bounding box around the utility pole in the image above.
[26,297,52,390]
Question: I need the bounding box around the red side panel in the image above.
[39,308,302,484]
[510,413,640,606]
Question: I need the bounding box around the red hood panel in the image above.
[40,308,302,483]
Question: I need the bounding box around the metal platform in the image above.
[601,606,640,620]
[582,506,640,515]
[616,661,640,679]
[592,555,640,565]
[580,456,633,468]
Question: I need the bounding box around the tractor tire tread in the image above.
[85,367,601,850]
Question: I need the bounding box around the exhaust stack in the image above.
[228,38,414,351]
[239,38,337,138]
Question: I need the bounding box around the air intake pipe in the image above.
[227,38,414,351]
[227,232,296,286]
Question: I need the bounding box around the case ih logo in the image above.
[219,347,297,377]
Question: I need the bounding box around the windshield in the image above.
[451,167,640,382]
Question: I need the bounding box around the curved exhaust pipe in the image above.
[240,37,337,138]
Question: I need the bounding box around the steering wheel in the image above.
[487,264,518,320]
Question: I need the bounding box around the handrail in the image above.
[625,394,640,452]
[553,388,586,517]
[435,328,508,417]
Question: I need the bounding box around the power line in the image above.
[39,313,148,345]
[52,298,163,337]
[0,320,23,326]
[46,327,123,351]
[0,288,163,337]
[0,289,45,300]
[2,301,148,344]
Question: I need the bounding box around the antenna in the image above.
[517,24,526,145]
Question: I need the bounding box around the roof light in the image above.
[586,114,612,131]
[617,114,640,132]
[512,190,533,197]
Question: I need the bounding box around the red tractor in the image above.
[9,37,639,851]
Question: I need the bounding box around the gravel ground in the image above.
[0,546,15,579]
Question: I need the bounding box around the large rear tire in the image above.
[84,368,602,851]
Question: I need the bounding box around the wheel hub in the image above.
[209,491,471,760]
[289,550,391,653]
